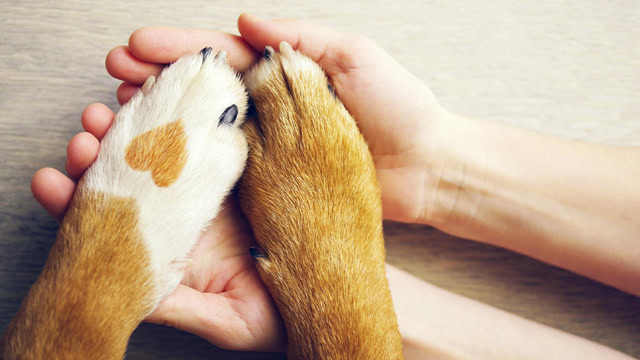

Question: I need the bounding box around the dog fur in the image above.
[0,48,248,359]
[1,43,403,359]
[239,42,404,359]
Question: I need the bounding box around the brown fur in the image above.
[239,46,403,359]
[125,119,188,187]
[0,189,154,359]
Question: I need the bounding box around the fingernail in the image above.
[243,13,263,22]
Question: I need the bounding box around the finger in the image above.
[31,168,76,222]
[146,285,221,328]
[237,13,359,76]
[105,45,164,84]
[117,82,140,105]
[65,132,100,180]
[128,26,259,72]
[81,103,115,140]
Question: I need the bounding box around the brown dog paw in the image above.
[239,42,403,359]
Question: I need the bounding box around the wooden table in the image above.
[1,1,639,358]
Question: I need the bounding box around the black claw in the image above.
[201,47,213,61]
[263,47,272,60]
[247,96,257,118]
[218,104,239,126]
[249,247,267,259]
[327,82,336,98]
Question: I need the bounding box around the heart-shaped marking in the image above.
[125,120,188,187]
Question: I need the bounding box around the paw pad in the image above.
[125,120,188,187]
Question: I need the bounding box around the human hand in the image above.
[31,103,285,352]
[106,14,451,226]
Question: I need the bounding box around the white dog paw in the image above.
[80,48,248,304]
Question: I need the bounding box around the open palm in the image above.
[146,196,284,351]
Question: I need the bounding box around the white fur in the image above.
[244,42,323,92]
[81,50,248,307]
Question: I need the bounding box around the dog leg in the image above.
[240,43,403,359]
[1,48,248,359]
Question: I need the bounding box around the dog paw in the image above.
[239,40,385,310]
[240,41,381,261]
[238,42,402,358]
[77,48,248,304]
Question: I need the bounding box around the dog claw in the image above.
[218,104,238,126]
[249,247,267,259]
[279,41,294,54]
[214,50,226,63]
[140,75,156,96]
[327,82,336,98]
[263,46,273,60]
[200,47,213,61]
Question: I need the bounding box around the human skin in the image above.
[29,13,639,358]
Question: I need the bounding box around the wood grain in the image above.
[1,1,639,358]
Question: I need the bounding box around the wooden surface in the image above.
[1,1,639,358]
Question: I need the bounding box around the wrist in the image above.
[416,110,531,245]
[418,111,551,245]
[416,110,488,232]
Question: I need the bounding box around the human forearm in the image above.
[387,265,634,360]
[422,112,640,295]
